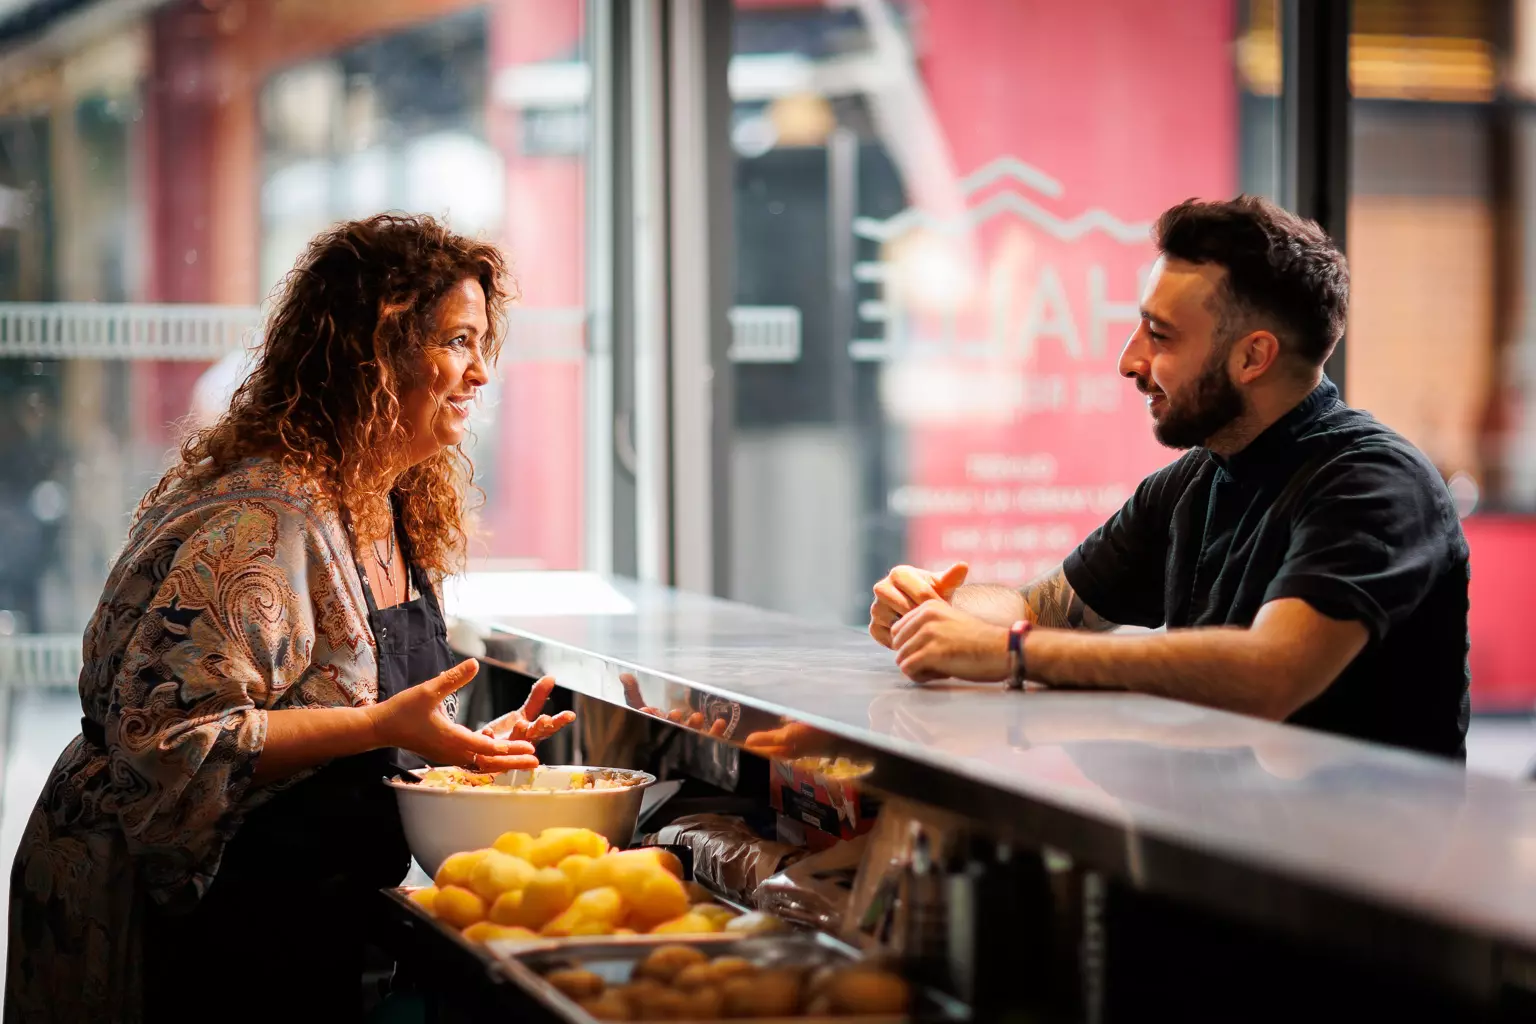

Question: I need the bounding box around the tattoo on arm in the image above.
[1020,566,1117,631]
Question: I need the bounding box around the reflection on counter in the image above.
[449,573,1536,995]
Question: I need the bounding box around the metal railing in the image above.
[0,302,804,365]
[0,303,261,361]
[0,635,80,689]
[728,305,802,363]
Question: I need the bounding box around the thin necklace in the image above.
[374,527,397,595]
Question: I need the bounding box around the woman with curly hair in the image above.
[5,214,574,1022]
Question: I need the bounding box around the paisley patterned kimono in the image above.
[5,460,380,1022]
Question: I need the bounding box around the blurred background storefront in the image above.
[2,0,1535,767]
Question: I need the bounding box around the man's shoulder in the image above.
[1296,404,1465,549]
[1305,404,1447,486]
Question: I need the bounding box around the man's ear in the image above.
[1232,329,1282,384]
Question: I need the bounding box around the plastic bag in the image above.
[645,813,806,905]
[755,834,868,930]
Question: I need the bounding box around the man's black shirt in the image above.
[1063,377,1472,759]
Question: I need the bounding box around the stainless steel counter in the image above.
[445,572,1536,999]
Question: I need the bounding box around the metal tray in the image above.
[381,889,967,1023]
[386,885,767,977]
[494,932,971,1022]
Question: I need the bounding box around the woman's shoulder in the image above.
[129,458,344,558]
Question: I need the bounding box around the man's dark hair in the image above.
[1153,195,1349,367]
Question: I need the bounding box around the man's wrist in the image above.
[1006,620,1032,689]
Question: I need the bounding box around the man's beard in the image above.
[1143,347,1246,450]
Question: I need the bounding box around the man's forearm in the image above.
[1020,569,1116,630]
[950,584,1025,625]
[953,565,1116,631]
[1025,627,1299,720]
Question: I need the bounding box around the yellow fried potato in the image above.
[461,921,538,944]
[433,886,487,930]
[692,903,737,927]
[434,849,491,890]
[723,910,786,935]
[573,855,617,893]
[604,855,661,904]
[501,867,575,929]
[407,886,439,915]
[468,851,538,902]
[551,826,611,858]
[558,854,596,886]
[646,911,719,936]
[529,827,610,868]
[609,846,683,879]
[624,870,691,933]
[490,925,540,945]
[488,889,525,927]
[492,831,535,860]
[542,885,625,936]
[573,885,626,922]
[539,912,580,938]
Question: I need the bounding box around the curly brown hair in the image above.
[150,213,513,580]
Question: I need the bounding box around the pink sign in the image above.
[876,0,1238,582]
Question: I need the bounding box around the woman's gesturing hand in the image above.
[479,675,577,744]
[368,659,539,772]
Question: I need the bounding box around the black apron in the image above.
[140,516,457,1023]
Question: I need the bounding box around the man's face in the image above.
[1118,256,1246,450]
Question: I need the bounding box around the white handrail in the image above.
[0,303,261,361]
[0,302,593,363]
[0,635,81,689]
[728,305,802,363]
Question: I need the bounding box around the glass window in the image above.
[0,0,593,682]
[724,0,1282,624]
[1342,0,1526,711]
[253,5,591,572]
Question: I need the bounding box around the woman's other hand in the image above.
[369,659,538,771]
[478,675,577,743]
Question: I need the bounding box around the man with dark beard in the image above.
[869,196,1470,759]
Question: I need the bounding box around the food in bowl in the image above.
[415,767,499,789]
[414,766,647,792]
[405,827,746,943]
[388,765,656,874]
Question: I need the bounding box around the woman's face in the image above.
[400,277,491,465]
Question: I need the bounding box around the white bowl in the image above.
[386,765,656,877]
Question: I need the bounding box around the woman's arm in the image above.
[252,659,540,785]
[104,504,530,882]
[252,706,377,786]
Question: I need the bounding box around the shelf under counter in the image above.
[444,571,1536,1008]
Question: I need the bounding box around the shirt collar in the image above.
[1209,376,1339,480]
